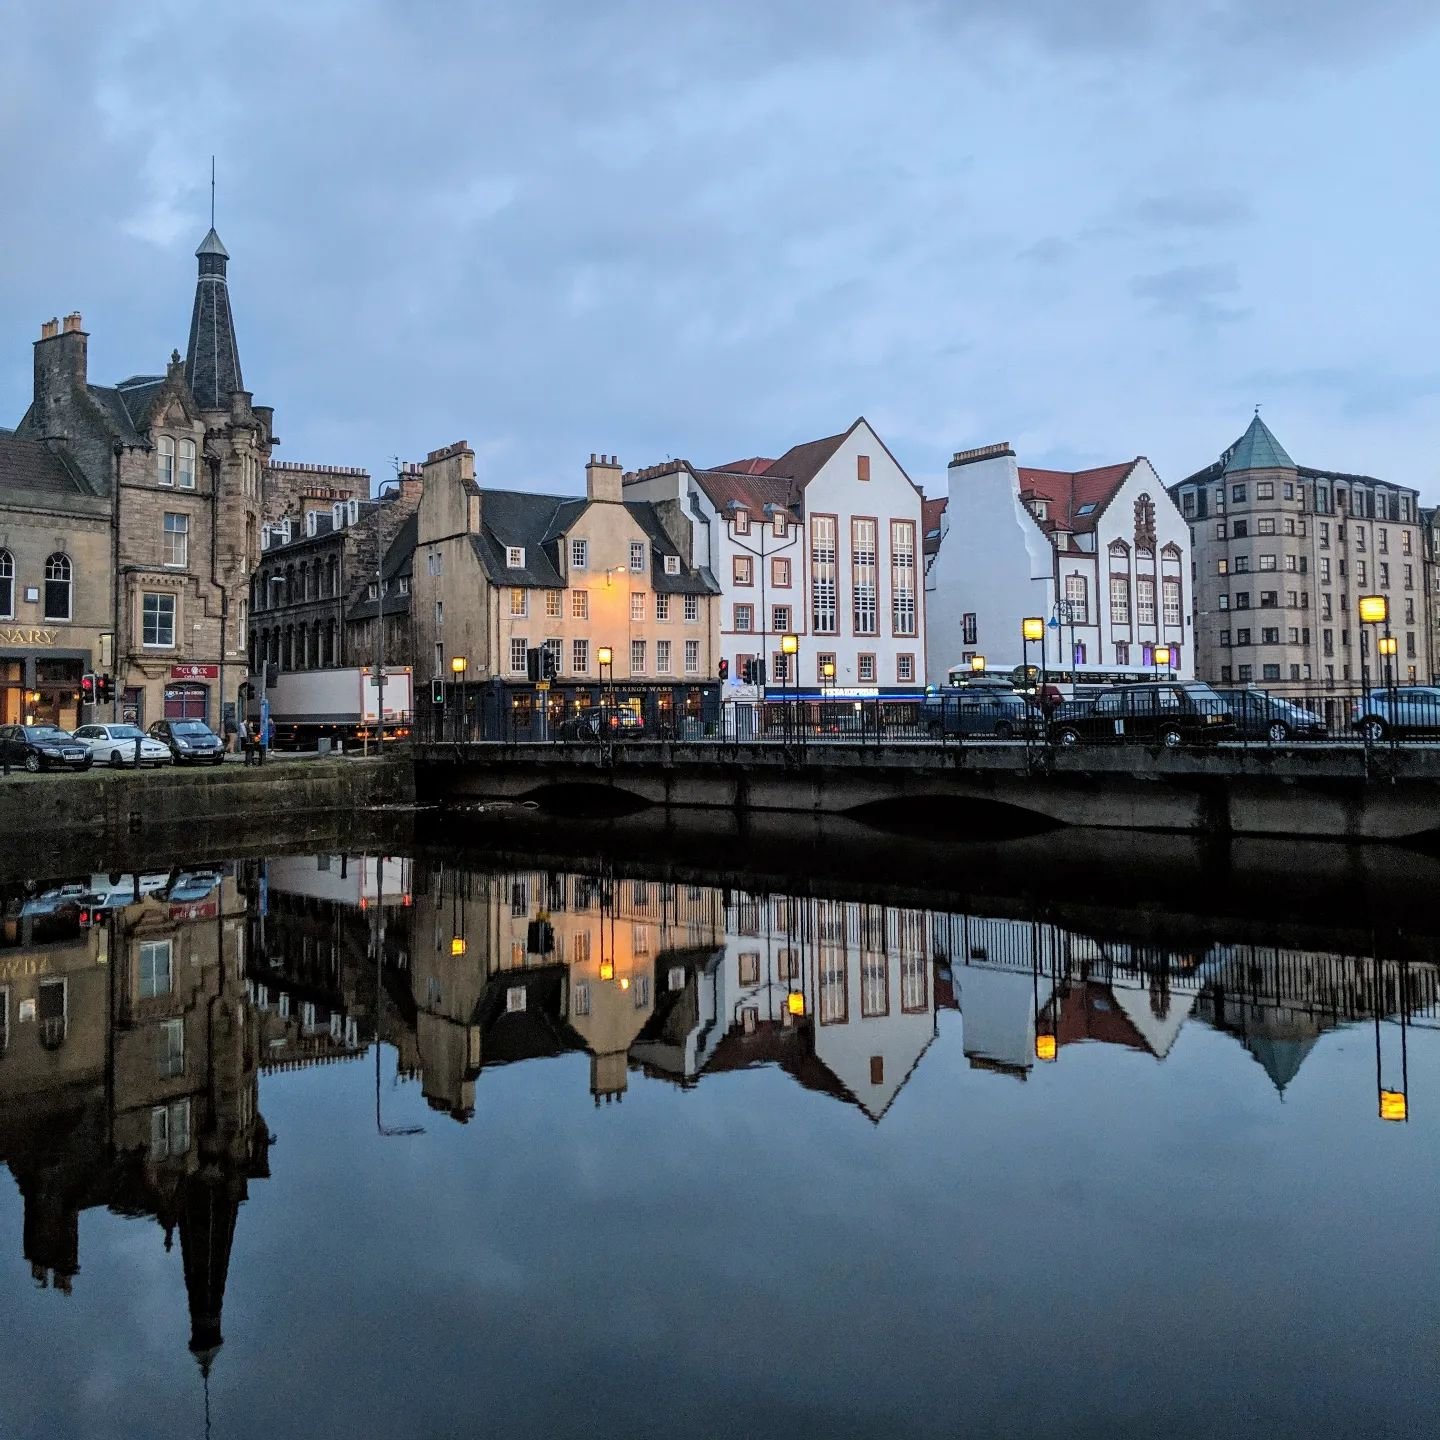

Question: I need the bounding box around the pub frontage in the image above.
[426,678,722,742]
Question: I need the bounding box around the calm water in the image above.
[1,840,1436,1440]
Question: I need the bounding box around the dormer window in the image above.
[733,508,751,535]
[664,555,680,576]
[157,437,175,486]
[177,438,196,489]
[1030,498,1047,520]
[773,513,787,538]
[306,512,319,537]
[506,546,525,569]
[571,539,588,569]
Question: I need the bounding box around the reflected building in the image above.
[0,868,266,1369]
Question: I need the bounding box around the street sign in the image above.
[536,680,551,692]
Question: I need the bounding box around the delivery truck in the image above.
[250,666,413,750]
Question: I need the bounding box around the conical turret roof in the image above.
[184,227,243,411]
[1224,414,1294,474]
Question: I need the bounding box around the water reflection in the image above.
[0,852,1434,1419]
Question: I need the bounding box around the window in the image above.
[771,604,791,632]
[509,636,528,674]
[684,594,699,622]
[139,940,173,998]
[629,592,644,623]
[1218,595,1229,611]
[852,519,877,634]
[572,638,589,674]
[1404,565,1414,589]
[150,1100,191,1160]
[629,540,646,571]
[1380,563,1390,587]
[1217,559,1229,575]
[962,613,978,645]
[177,438,196,489]
[1320,522,1330,547]
[1063,574,1088,623]
[773,513,788,537]
[655,594,670,622]
[734,603,754,632]
[897,654,915,683]
[664,555,680,575]
[1215,523,1227,539]
[0,549,12,618]
[1260,590,1278,608]
[1136,576,1155,626]
[1235,592,1250,609]
[739,951,761,985]
[684,639,699,674]
[1403,531,1413,556]
[570,539,588,569]
[733,508,751,535]
[733,554,753,586]
[857,454,871,481]
[656,640,672,673]
[1234,556,1250,573]
[1288,627,1300,644]
[1236,629,1252,645]
[506,546,525,569]
[1380,529,1389,554]
[1259,554,1277,571]
[811,516,837,634]
[1238,664,1253,682]
[545,637,562,677]
[861,955,888,1017]
[1356,560,1367,586]
[771,651,789,682]
[1356,529,1367,551]
[142,593,175,647]
[1232,484,1247,503]
[510,588,527,617]
[1219,631,1231,648]
[1162,578,1181,625]
[1232,520,1249,539]
[157,1018,185,1079]
[571,589,588,620]
[157,435,175,486]
[1261,627,1280,644]
[817,651,836,683]
[545,590,563,618]
[772,556,791,588]
[891,520,916,636]
[858,653,876,683]
[631,639,645,673]
[44,552,72,621]
[573,983,590,1017]
[1262,664,1281,681]
[1320,558,1331,582]
[427,551,443,576]
[1258,519,1275,535]
[1256,481,1274,500]
[1182,492,1196,517]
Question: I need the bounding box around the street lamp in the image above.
[1358,594,1387,715]
[780,633,799,739]
[449,656,467,739]
[1022,617,1044,691]
[1154,644,1171,680]
[597,645,615,718]
[970,654,986,675]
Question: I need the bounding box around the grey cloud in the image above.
[1132,191,1254,230]
[1131,263,1248,324]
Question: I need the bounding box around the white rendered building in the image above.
[925,443,1192,682]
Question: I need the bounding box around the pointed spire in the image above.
[1223,413,1294,474]
[184,228,244,411]
[178,1175,241,1372]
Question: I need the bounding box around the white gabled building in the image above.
[925,442,1192,682]
[624,418,928,705]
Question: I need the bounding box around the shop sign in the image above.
[170,664,219,680]
[0,627,59,647]
[169,901,218,922]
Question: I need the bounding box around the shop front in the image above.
[432,680,721,741]
[0,646,91,729]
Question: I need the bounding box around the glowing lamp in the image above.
[1022,617,1044,643]
[970,655,986,673]
[599,959,614,981]
[450,656,467,674]
[1035,1034,1057,1062]
[1358,595,1388,625]
[1154,646,1171,667]
[1377,635,1398,657]
[597,646,613,667]
[786,991,806,1017]
[619,976,631,991]
[1379,1089,1407,1122]
[450,937,467,957]
[781,633,798,655]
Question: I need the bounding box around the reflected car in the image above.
[1213,689,1327,742]
[148,718,226,764]
[1350,686,1440,741]
[922,690,1035,739]
[85,872,174,909]
[1049,683,1234,748]
[72,723,174,767]
[0,723,93,772]
[164,871,224,904]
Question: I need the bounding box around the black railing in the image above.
[415,683,1440,751]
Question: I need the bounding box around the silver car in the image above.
[1351,686,1440,741]
[72,723,174,768]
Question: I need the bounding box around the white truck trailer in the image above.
[251,667,413,750]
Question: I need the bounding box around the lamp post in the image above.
[1358,595,1387,746]
[449,656,467,741]
[969,654,986,677]
[781,633,798,744]
[597,645,614,711]
[1154,644,1171,682]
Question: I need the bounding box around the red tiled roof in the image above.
[693,468,802,519]
[1054,983,1149,1053]
[712,457,775,476]
[765,430,849,486]
[922,496,948,555]
[1017,460,1137,533]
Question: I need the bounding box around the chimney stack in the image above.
[585,452,623,504]
[32,311,89,437]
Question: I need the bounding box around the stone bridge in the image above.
[414,740,1440,842]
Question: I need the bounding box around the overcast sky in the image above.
[4,0,1439,500]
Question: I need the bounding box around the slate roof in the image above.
[185,228,244,411]
[1223,414,1295,474]
[1017,461,1139,534]
[625,502,720,594]
[922,495,947,557]
[114,376,166,432]
[346,512,417,622]
[83,385,147,446]
[0,434,107,512]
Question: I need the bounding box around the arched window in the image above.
[177,438,197,489]
[282,627,294,671]
[327,556,338,598]
[44,552,72,621]
[0,549,13,619]
[157,436,175,486]
[1063,573,1088,625]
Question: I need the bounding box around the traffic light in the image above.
[430,678,445,707]
[718,659,729,681]
[543,647,558,680]
[96,674,113,704]
[740,659,754,684]
[526,647,542,683]
[81,672,96,705]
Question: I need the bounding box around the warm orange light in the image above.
[1022,617,1044,643]
[597,646,613,667]
[599,959,614,981]
[1035,1034,1057,1062]
[1358,595,1388,625]
[1379,1089,1407,1122]
[450,656,467,674]
[786,991,806,1017]
[781,633,798,655]
[1377,635,1398,657]
[450,937,467,956]
[970,655,986,673]
[359,896,369,912]
[1154,646,1171,666]
[619,976,631,991]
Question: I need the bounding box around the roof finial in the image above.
[1255,402,1261,416]
[210,156,215,229]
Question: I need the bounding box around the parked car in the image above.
[85,872,174,910]
[1049,683,1234,748]
[555,706,645,741]
[163,870,224,904]
[1213,689,1327,742]
[148,718,226,764]
[0,723,93,772]
[1350,686,1440,741]
[72,722,174,767]
[922,689,1034,739]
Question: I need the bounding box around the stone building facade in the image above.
[5,230,271,730]
[1170,416,1428,693]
